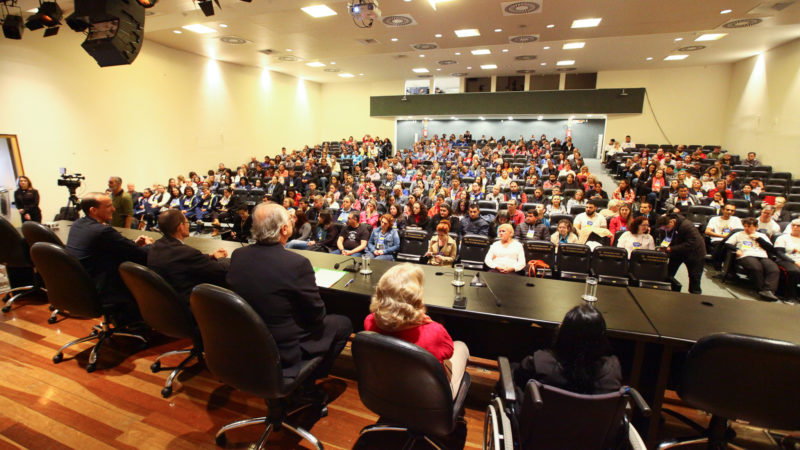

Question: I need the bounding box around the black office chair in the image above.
[458,234,490,270]
[591,246,629,286]
[686,205,716,232]
[569,204,586,216]
[523,240,556,277]
[660,333,800,449]
[479,200,499,212]
[20,221,64,322]
[556,243,591,280]
[29,242,147,372]
[190,284,325,449]
[119,262,203,398]
[629,249,672,291]
[352,331,471,450]
[396,228,430,263]
[486,356,650,450]
[0,217,42,313]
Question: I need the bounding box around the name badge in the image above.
[742,240,754,249]
[632,242,642,248]
[587,221,593,226]
[526,230,534,238]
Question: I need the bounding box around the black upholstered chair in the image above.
[20,221,64,322]
[352,331,471,449]
[556,243,591,280]
[190,284,325,449]
[629,249,672,290]
[486,357,650,450]
[119,262,203,398]
[591,246,630,286]
[396,228,430,263]
[523,240,556,277]
[29,242,147,372]
[661,333,800,448]
[458,234,490,270]
[0,216,42,313]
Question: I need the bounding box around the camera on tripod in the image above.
[57,173,85,189]
[55,168,85,220]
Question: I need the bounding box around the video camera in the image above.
[57,168,84,213]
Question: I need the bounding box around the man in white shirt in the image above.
[621,135,636,150]
[775,218,800,300]
[705,204,743,243]
[756,204,781,238]
[727,217,779,301]
[574,201,607,230]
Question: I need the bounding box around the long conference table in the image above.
[51,221,800,446]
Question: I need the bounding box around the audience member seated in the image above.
[545,195,566,217]
[333,211,370,257]
[228,206,252,243]
[756,204,781,238]
[406,202,430,229]
[337,196,356,223]
[775,218,800,301]
[616,215,655,256]
[734,184,760,210]
[180,186,200,221]
[226,203,352,396]
[742,151,760,167]
[773,197,791,222]
[147,209,230,303]
[461,203,490,237]
[586,181,608,200]
[360,200,380,228]
[612,179,635,204]
[665,186,699,213]
[426,220,458,267]
[366,214,400,261]
[485,224,526,274]
[608,203,633,240]
[489,210,511,240]
[705,204,743,244]
[66,192,154,324]
[634,201,658,225]
[512,305,621,396]
[566,190,587,212]
[707,180,733,200]
[598,199,620,220]
[364,264,469,397]
[727,217,780,301]
[506,199,525,226]
[514,209,549,241]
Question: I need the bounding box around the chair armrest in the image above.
[497,356,516,404]
[625,386,651,417]
[525,380,543,409]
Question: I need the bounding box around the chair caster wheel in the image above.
[320,406,329,418]
[49,305,56,311]
[48,316,57,324]
[161,387,172,398]
[150,361,161,372]
[215,433,227,447]
[53,353,63,363]
[86,363,96,373]
[1,305,10,313]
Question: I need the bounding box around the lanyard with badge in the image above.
[661,230,674,248]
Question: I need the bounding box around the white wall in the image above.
[597,65,732,147]
[0,32,321,221]
[319,80,401,143]
[723,38,800,174]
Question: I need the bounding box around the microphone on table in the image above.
[334,257,361,272]
[471,272,502,307]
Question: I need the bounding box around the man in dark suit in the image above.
[67,192,154,323]
[266,175,284,203]
[655,213,706,294]
[226,203,352,397]
[147,210,230,304]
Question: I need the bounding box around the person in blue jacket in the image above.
[366,213,401,261]
[180,186,201,221]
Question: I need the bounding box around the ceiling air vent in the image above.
[278,55,299,62]
[515,55,537,60]
[394,54,409,59]
[517,69,536,74]
[451,72,468,76]
[417,74,433,78]
[412,43,438,51]
[557,67,577,72]
[748,1,796,14]
[501,1,542,15]
[509,34,539,44]
[678,45,706,52]
[324,68,340,72]
[438,60,457,65]
[722,18,763,28]
[220,36,247,45]
[382,14,416,27]
[357,38,380,45]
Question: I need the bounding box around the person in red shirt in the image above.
[364,264,470,398]
[708,179,733,200]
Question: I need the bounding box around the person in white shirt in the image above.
[484,223,526,274]
[617,215,655,256]
[756,204,781,238]
[775,218,800,300]
[727,217,780,301]
[574,201,608,230]
[621,135,636,150]
[705,204,743,243]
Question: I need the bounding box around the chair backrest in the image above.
[679,333,800,431]
[770,171,791,180]
[397,229,429,259]
[629,249,669,281]
[726,198,749,209]
[29,242,101,319]
[556,243,591,273]
[518,381,629,450]
[190,284,284,399]
[352,332,457,437]
[591,246,629,278]
[119,262,197,341]
[524,240,556,267]
[733,208,752,219]
[21,221,65,248]
[478,200,498,211]
[459,234,490,263]
[0,216,31,268]
[569,205,586,216]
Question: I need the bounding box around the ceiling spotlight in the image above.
[301,5,338,17]
[571,18,601,28]
[306,62,325,67]
[197,0,217,17]
[455,28,480,37]
[455,52,461,55]
[471,48,491,55]
[695,33,727,41]
[339,73,355,78]
[546,24,554,28]
[543,46,550,50]
[556,60,575,66]
[391,38,398,42]
[480,64,497,69]
[562,42,585,49]
[664,54,688,61]
[219,23,228,28]
[502,49,509,52]
[646,57,653,60]
[412,67,429,73]
[720,9,732,14]
[136,0,158,7]
[26,2,63,31]
[435,33,442,38]
[2,15,24,39]
[537,116,543,120]
[173,30,182,34]
[674,37,683,42]
[494,28,502,32]
[479,116,485,120]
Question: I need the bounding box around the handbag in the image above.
[527,260,550,277]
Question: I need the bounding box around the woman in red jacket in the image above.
[608,203,633,244]
[364,264,470,398]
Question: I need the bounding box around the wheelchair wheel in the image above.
[483,397,513,450]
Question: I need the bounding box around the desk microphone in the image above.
[334,257,361,272]
[471,272,502,307]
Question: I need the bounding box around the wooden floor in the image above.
[0,292,793,449]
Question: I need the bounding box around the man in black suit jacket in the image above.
[67,193,153,323]
[226,203,352,391]
[148,209,230,304]
[266,176,284,204]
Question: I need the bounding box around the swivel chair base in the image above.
[360,423,449,450]
[52,321,148,373]
[658,412,745,450]
[215,398,325,450]
[2,285,40,313]
[150,347,203,398]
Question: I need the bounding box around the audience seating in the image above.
[458,234,490,270]
[0,217,43,313]
[685,206,716,231]
[478,200,498,212]
[523,240,556,277]
[396,229,430,263]
[569,205,586,216]
[352,331,471,450]
[190,283,325,449]
[556,243,591,280]
[119,262,203,398]
[733,208,752,219]
[629,249,673,291]
[591,246,630,286]
[30,242,147,373]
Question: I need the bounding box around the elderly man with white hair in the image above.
[226,203,352,401]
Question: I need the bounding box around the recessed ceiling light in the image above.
[404,0,411,2]
[455,28,481,37]
[466,66,472,69]
[571,18,602,28]
[219,23,228,28]
[674,38,683,42]
[419,54,425,57]
[537,116,543,120]
[173,30,183,34]
[540,62,546,66]
[646,57,653,61]
[455,52,461,55]
[301,5,338,18]
[479,117,485,120]
[306,62,325,67]
[664,54,689,61]
[435,33,442,38]
[330,61,336,64]
[494,28,502,32]
[412,67,430,73]
[359,73,365,76]
[695,33,727,41]
[391,38,399,42]
[502,49,509,53]
[720,9,732,14]
[507,116,514,120]
[339,73,355,78]
[546,24,555,28]
[543,46,550,50]
[471,48,491,55]
[556,60,575,66]
[451,116,457,120]
[182,24,216,34]
[436,68,441,71]
[481,64,497,69]
[286,48,293,52]
[562,42,585,49]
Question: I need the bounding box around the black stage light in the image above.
[65,11,91,32]
[25,1,62,31]
[76,0,145,66]
[43,25,59,36]
[2,14,24,39]
[198,0,214,16]
[136,0,158,7]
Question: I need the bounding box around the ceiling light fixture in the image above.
[664,54,688,61]
[571,18,601,28]
[674,37,683,42]
[494,28,502,32]
[173,30,182,34]
[25,2,63,33]
[720,9,732,14]
[502,49,509,52]
[562,42,585,49]
[136,0,158,7]
[646,57,653,60]
[197,0,215,17]
[286,48,293,52]
[479,117,485,120]
[419,54,425,57]
[182,24,216,34]
[455,28,480,37]
[219,23,228,28]
[339,73,355,78]
[455,52,461,55]
[507,116,514,120]
[543,46,550,50]
[306,62,326,67]
[301,5,338,17]
[427,0,454,11]
[471,48,491,55]
[537,116,543,120]
[435,33,442,38]
[391,38,398,42]
[695,33,727,41]
[540,62,546,66]
[412,67,429,73]
[481,64,497,69]
[556,60,575,66]
[546,24,554,28]
[3,14,24,39]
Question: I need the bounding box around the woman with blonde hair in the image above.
[365,264,470,397]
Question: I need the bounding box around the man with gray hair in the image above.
[109,176,134,228]
[226,203,352,401]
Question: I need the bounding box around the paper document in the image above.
[313,268,347,288]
